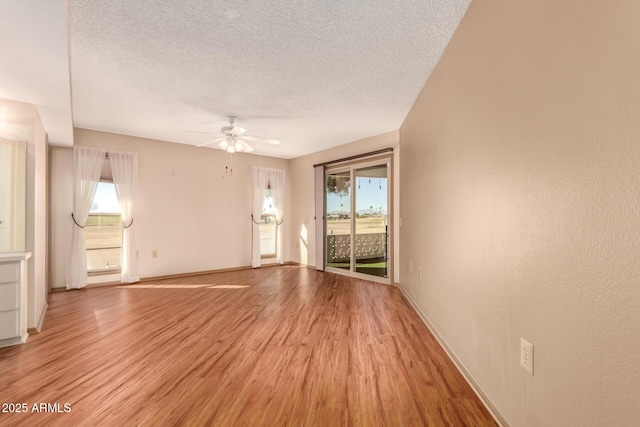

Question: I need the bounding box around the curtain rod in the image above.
[103,149,137,158]
[74,145,136,158]
[313,147,393,168]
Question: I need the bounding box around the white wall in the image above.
[0,140,26,252]
[49,128,290,288]
[399,1,640,425]
[27,110,47,329]
[0,98,50,331]
[288,131,400,283]
[49,145,72,288]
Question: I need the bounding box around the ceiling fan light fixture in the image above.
[196,117,280,178]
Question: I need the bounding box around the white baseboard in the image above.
[35,302,47,332]
[27,303,48,334]
[396,283,508,427]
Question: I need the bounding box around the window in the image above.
[260,189,277,258]
[84,182,122,274]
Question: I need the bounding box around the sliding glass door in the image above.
[354,165,388,278]
[325,159,390,283]
[325,171,351,271]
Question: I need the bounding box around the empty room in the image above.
[1,1,639,426]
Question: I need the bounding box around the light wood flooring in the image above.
[0,266,496,426]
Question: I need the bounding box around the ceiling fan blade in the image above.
[238,140,254,152]
[230,126,246,135]
[197,137,226,148]
[242,135,280,145]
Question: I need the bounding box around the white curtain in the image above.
[109,150,140,283]
[67,146,106,290]
[251,167,269,267]
[269,169,286,264]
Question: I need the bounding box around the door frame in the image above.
[324,154,393,285]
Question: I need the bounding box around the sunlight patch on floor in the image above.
[207,284,249,289]
[118,284,250,289]
[118,284,212,289]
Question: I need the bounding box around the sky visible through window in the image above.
[262,189,274,215]
[327,177,387,215]
[90,182,120,213]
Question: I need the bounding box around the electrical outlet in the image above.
[418,267,422,279]
[521,338,534,375]
[409,261,413,272]
[152,250,159,259]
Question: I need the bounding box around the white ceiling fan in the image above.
[196,116,280,153]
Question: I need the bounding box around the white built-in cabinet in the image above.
[0,252,31,347]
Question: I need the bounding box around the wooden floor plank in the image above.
[0,266,496,426]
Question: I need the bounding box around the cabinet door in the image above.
[0,262,20,340]
[0,311,19,339]
[0,282,19,311]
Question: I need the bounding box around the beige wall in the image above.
[50,129,399,287]
[288,131,400,283]
[49,129,290,288]
[399,0,640,425]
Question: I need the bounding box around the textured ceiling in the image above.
[69,0,470,159]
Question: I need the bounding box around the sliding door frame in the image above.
[324,153,393,285]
